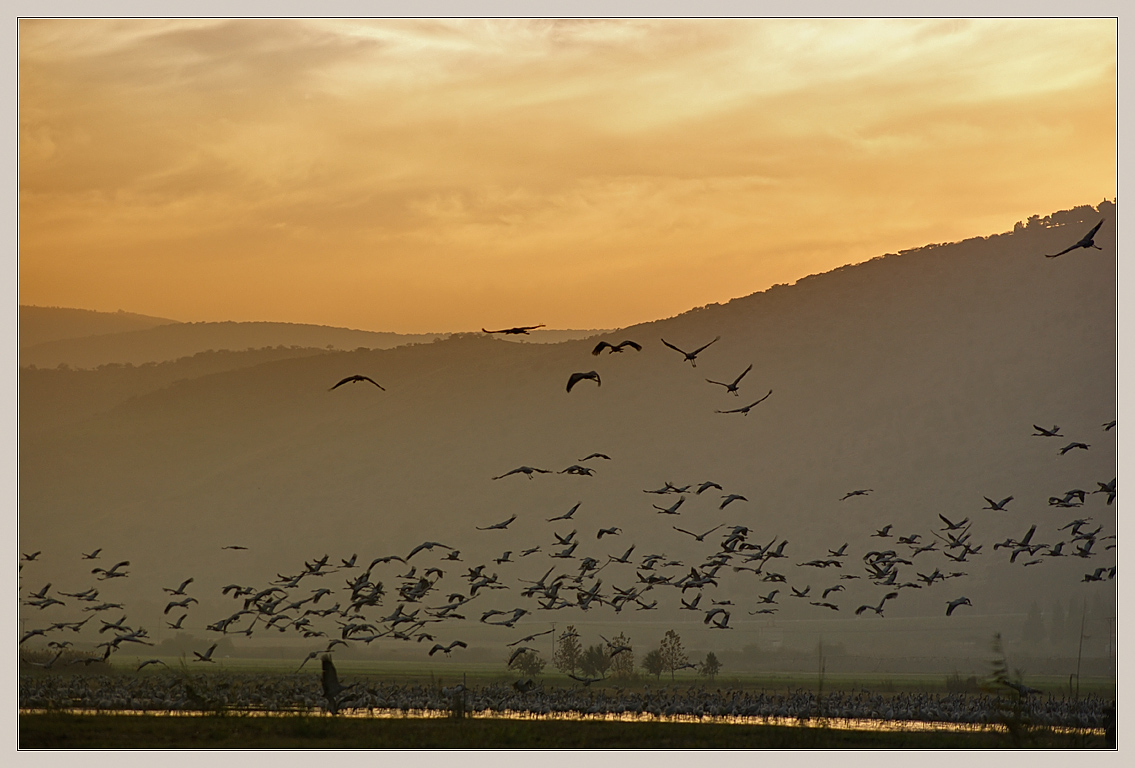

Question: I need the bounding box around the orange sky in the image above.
[18,18,1117,333]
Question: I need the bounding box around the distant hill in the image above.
[18,202,1116,673]
[19,346,334,432]
[19,320,447,369]
[19,312,612,369]
[18,305,180,349]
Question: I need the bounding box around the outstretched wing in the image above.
[330,375,385,391]
[1047,221,1103,257]
[731,363,754,386]
[690,336,721,356]
[617,340,642,351]
[750,389,773,407]
[566,371,600,392]
[660,338,688,355]
[591,341,612,356]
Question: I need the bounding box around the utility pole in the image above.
[1074,602,1088,701]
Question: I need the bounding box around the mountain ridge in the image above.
[18,201,1116,665]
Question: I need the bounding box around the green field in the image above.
[17,712,1112,749]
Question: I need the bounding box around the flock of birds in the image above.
[19,219,1116,721]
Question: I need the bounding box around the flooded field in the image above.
[19,670,1114,733]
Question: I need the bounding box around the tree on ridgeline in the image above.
[579,644,612,679]
[660,630,689,681]
[641,648,665,680]
[553,626,582,675]
[609,632,636,680]
[699,651,722,681]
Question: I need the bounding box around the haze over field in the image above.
[19,203,1117,674]
[17,19,1117,682]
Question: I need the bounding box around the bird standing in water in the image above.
[321,655,353,714]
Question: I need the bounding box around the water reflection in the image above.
[19,707,1106,736]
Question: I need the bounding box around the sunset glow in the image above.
[19,18,1116,332]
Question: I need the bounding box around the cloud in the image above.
[19,19,1116,332]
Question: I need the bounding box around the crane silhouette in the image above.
[945,596,972,616]
[672,524,723,542]
[428,640,468,656]
[483,324,545,335]
[706,363,753,395]
[855,592,899,616]
[566,371,601,392]
[321,655,353,714]
[162,578,194,595]
[661,336,720,367]
[492,466,551,480]
[1046,219,1104,257]
[592,340,641,355]
[477,514,518,531]
[715,390,772,415]
[192,643,219,663]
[329,375,384,391]
[547,502,581,522]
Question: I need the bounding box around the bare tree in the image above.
[553,625,582,675]
[659,630,689,681]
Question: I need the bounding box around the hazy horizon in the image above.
[16,198,1118,337]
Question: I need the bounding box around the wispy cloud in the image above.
[19,19,1116,331]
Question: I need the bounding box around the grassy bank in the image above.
[19,712,1110,749]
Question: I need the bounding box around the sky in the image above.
[18,18,1117,334]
